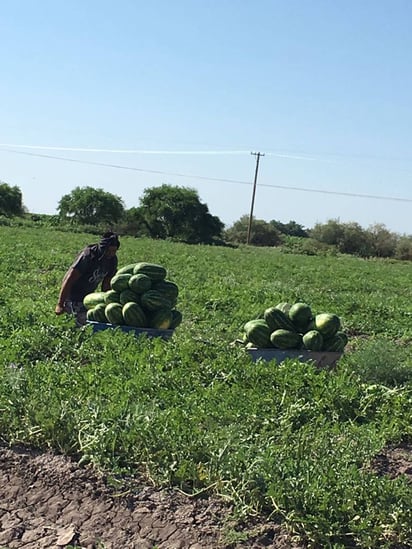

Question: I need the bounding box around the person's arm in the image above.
[55,268,82,315]
[101,274,113,292]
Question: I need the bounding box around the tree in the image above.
[135,184,224,244]
[225,215,283,246]
[58,186,125,226]
[0,182,25,216]
[270,219,308,237]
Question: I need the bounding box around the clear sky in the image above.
[1,0,411,235]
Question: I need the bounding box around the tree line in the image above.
[1,180,411,260]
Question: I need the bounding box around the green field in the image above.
[1,226,412,548]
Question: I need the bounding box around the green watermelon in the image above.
[275,302,292,314]
[122,302,147,327]
[83,292,107,310]
[288,302,313,332]
[169,309,183,329]
[105,302,124,325]
[116,263,137,275]
[243,319,272,348]
[264,307,296,332]
[149,308,173,329]
[302,330,324,351]
[86,308,96,321]
[141,290,171,311]
[128,273,152,293]
[111,273,132,292]
[93,303,108,323]
[270,329,302,350]
[133,262,167,281]
[153,280,179,301]
[104,290,121,304]
[119,288,140,305]
[314,313,341,338]
[323,331,348,352]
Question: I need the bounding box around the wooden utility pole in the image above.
[247,151,264,245]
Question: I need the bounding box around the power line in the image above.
[1,146,411,203]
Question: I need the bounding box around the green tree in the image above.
[270,219,308,237]
[58,186,125,226]
[367,223,398,258]
[225,215,283,246]
[0,182,25,216]
[135,184,224,244]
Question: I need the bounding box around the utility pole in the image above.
[247,151,264,245]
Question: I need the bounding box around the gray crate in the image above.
[247,348,342,368]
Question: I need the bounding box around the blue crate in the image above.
[86,321,174,340]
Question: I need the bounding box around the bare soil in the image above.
[0,443,303,549]
[1,442,411,549]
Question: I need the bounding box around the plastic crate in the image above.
[246,348,342,368]
[86,321,174,340]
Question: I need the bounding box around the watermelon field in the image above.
[1,225,412,548]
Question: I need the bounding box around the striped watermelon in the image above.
[128,273,152,293]
[119,289,140,305]
[83,292,106,310]
[243,319,271,348]
[133,262,167,281]
[111,273,132,292]
[116,263,137,275]
[302,330,324,351]
[270,329,302,350]
[149,308,173,329]
[141,290,171,311]
[264,307,296,332]
[122,302,147,327]
[169,309,183,329]
[105,290,121,304]
[105,302,124,325]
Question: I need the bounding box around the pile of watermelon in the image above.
[242,302,348,352]
[83,262,182,331]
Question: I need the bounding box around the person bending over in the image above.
[55,231,120,326]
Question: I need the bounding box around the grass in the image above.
[0,226,412,548]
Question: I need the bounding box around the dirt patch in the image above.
[3,442,411,549]
[0,443,303,549]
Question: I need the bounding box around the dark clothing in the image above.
[69,244,117,302]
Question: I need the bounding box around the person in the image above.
[55,231,120,327]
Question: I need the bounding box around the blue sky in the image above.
[1,0,411,234]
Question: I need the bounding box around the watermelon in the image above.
[133,262,167,281]
[83,292,107,310]
[86,308,96,321]
[264,307,296,332]
[323,331,348,352]
[141,290,172,311]
[116,263,137,275]
[119,288,140,305]
[314,313,341,338]
[288,302,313,332]
[105,302,124,325]
[111,273,132,292]
[149,308,173,329]
[270,329,302,350]
[275,302,292,314]
[92,303,108,323]
[128,273,152,294]
[243,319,272,348]
[302,330,324,351]
[169,309,183,329]
[105,290,121,304]
[122,302,147,327]
[153,280,179,301]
